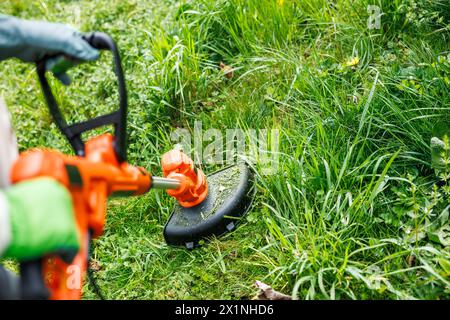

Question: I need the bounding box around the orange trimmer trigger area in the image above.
[161,149,208,208]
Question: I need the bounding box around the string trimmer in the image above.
[11,32,254,299]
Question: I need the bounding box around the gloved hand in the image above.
[0,14,99,84]
[0,178,79,262]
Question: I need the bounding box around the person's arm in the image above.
[0,14,100,264]
[0,14,23,61]
[0,190,12,256]
[0,178,79,261]
[0,16,95,296]
[0,178,79,300]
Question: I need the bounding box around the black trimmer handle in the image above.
[82,32,115,50]
[19,259,49,300]
[37,31,128,162]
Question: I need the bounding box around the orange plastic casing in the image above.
[161,149,208,208]
[10,134,151,300]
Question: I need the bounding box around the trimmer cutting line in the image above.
[12,32,255,299]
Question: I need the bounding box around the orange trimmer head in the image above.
[163,162,254,249]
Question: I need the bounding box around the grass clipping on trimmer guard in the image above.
[159,149,254,249]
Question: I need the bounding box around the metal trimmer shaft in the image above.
[151,176,181,190]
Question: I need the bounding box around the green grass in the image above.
[0,0,449,299]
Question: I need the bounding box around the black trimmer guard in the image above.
[164,163,254,249]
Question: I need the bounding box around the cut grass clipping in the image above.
[0,0,449,299]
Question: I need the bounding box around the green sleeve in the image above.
[2,178,79,261]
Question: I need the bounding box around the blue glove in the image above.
[0,14,99,84]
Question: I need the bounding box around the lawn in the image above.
[0,0,449,299]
